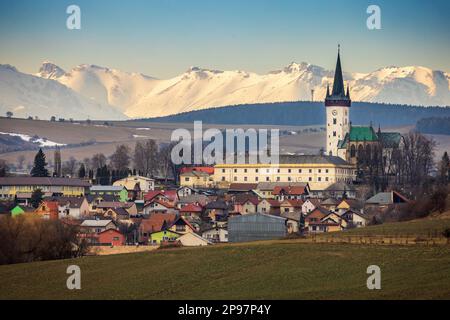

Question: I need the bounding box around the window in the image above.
[288,177,291,182]
[176,225,186,232]
[234,177,237,181]
[288,169,292,173]
[318,177,321,181]
[113,237,120,241]
[333,118,337,125]
[255,169,259,173]
[221,177,226,181]
[255,177,259,182]
[333,131,337,137]
[244,177,248,182]
[234,169,237,173]
[222,169,225,173]
[309,177,312,182]
[276,177,280,181]
[185,177,190,182]
[299,169,302,173]
[309,169,312,173]
[244,169,247,173]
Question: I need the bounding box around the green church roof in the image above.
[349,126,378,142]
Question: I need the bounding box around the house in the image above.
[320,198,339,211]
[90,185,129,202]
[179,203,203,218]
[365,191,410,208]
[202,227,228,243]
[11,205,25,217]
[144,190,178,203]
[302,198,321,215]
[143,199,178,215]
[148,230,181,245]
[341,210,368,228]
[178,194,210,208]
[204,200,230,222]
[240,198,259,215]
[138,213,177,244]
[55,197,90,219]
[305,207,330,227]
[177,232,212,247]
[113,175,155,194]
[227,183,259,194]
[321,212,348,229]
[177,186,197,198]
[95,229,125,246]
[273,185,309,201]
[80,219,117,234]
[180,170,214,188]
[308,221,342,233]
[168,216,196,235]
[336,198,364,215]
[257,199,280,215]
[103,207,130,221]
[228,213,287,243]
[95,201,138,216]
[279,199,304,214]
[35,200,59,220]
[0,177,90,199]
[280,211,302,234]
[323,182,356,199]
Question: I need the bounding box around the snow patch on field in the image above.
[0,132,67,147]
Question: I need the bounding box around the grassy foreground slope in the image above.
[0,242,449,300]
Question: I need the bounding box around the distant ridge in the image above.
[136,101,450,127]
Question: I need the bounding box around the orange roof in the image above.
[180,167,214,175]
[139,213,177,233]
[273,186,307,196]
[40,200,59,211]
[180,203,203,213]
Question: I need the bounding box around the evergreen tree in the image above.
[30,149,49,177]
[78,163,86,178]
[439,152,450,183]
[30,188,44,208]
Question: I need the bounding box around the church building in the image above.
[325,47,402,165]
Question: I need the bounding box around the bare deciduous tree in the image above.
[110,145,131,171]
[134,139,158,177]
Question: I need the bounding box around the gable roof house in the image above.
[95,201,138,216]
[273,184,309,201]
[336,198,364,214]
[179,203,203,218]
[55,196,90,220]
[138,213,177,244]
[257,199,280,215]
[143,199,178,215]
[302,198,321,215]
[35,200,59,220]
[168,216,196,235]
[279,199,304,214]
[305,207,330,227]
[90,185,129,202]
[341,210,368,228]
[364,190,410,215]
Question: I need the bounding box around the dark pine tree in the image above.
[78,163,86,179]
[30,188,44,208]
[30,149,49,177]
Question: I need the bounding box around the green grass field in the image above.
[0,241,449,300]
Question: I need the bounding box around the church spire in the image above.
[331,45,345,97]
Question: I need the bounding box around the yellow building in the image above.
[0,177,90,199]
[180,171,214,188]
[214,155,356,191]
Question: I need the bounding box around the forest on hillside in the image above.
[417,117,450,135]
[137,101,450,127]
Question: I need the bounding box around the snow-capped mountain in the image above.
[2,61,449,120]
[0,64,126,120]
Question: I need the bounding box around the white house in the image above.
[177,232,212,247]
[202,227,228,243]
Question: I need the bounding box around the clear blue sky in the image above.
[0,0,448,78]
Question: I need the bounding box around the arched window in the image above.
[350,145,356,158]
[357,145,364,159]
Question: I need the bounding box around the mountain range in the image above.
[0,61,449,120]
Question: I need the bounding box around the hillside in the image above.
[0,240,449,299]
[139,101,450,127]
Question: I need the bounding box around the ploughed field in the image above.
[0,241,449,299]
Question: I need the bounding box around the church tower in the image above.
[325,46,351,156]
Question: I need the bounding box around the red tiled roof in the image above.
[139,213,177,233]
[180,167,214,175]
[180,203,203,213]
[273,186,307,196]
[144,191,164,202]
